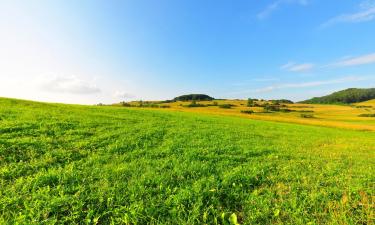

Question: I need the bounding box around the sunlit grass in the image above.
[0,97,374,224]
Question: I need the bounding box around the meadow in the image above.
[0,97,374,224]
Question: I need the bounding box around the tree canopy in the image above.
[173,94,214,101]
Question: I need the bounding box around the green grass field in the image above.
[0,98,374,224]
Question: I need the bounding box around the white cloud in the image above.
[257,0,308,19]
[254,76,371,93]
[281,62,314,72]
[321,1,375,27]
[40,75,101,94]
[113,91,135,99]
[329,53,375,67]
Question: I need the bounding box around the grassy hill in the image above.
[0,97,374,224]
[301,88,375,104]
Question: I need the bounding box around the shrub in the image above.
[219,104,233,109]
[300,114,315,118]
[247,99,254,107]
[185,101,207,108]
[355,105,372,108]
[264,105,280,112]
[358,113,375,117]
[241,110,254,114]
[297,110,314,113]
[120,102,132,107]
[207,101,218,106]
[280,108,294,113]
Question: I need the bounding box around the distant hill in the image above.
[173,94,214,101]
[301,88,375,104]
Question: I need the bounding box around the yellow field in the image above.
[122,99,375,131]
[356,99,375,107]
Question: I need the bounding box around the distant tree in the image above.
[247,99,254,107]
[271,99,294,104]
[264,105,280,112]
[174,94,214,101]
[121,101,131,107]
[219,104,233,109]
[241,110,254,114]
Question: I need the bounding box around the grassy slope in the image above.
[0,98,374,224]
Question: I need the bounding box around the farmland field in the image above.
[0,97,374,224]
[121,99,375,131]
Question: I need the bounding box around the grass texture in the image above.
[0,98,374,224]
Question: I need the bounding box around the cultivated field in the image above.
[0,97,374,224]
[120,99,375,131]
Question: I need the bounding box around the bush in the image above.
[280,108,294,113]
[264,105,280,112]
[247,99,255,107]
[300,114,315,118]
[297,110,314,113]
[120,102,132,107]
[358,114,375,117]
[247,98,261,107]
[241,110,254,114]
[206,101,218,106]
[219,104,233,109]
[355,105,372,108]
[185,101,207,108]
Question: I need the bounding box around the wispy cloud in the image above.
[329,53,375,67]
[40,75,101,94]
[113,91,135,99]
[321,1,375,27]
[257,0,308,20]
[281,62,315,72]
[253,76,371,93]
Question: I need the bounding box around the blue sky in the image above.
[1,0,375,104]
